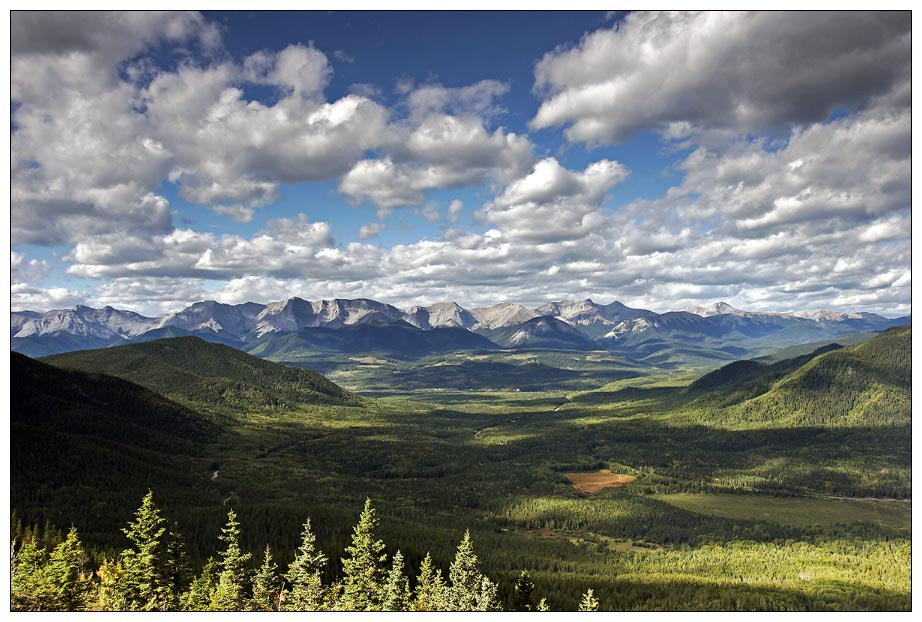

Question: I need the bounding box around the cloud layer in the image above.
[9,10,911,318]
[531,11,911,144]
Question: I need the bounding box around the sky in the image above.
[8,10,913,317]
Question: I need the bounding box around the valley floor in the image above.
[11,329,912,611]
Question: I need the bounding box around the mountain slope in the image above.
[535,299,656,339]
[11,352,219,537]
[120,325,246,348]
[42,336,361,412]
[486,316,598,350]
[248,321,500,361]
[402,302,478,329]
[686,327,911,428]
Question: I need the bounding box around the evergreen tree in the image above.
[412,552,447,611]
[536,597,550,612]
[210,510,252,610]
[30,527,94,611]
[95,558,128,611]
[180,558,218,611]
[11,537,49,610]
[579,588,599,612]
[381,550,411,611]
[339,498,387,611]
[249,546,282,611]
[475,575,501,611]
[283,517,327,611]
[118,491,172,610]
[513,569,536,611]
[163,521,190,610]
[448,529,484,611]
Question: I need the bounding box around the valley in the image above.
[10,325,911,611]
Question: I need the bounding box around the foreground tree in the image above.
[11,528,93,611]
[381,550,411,611]
[339,499,387,611]
[283,518,327,611]
[209,510,252,610]
[513,569,537,611]
[117,491,173,610]
[411,552,448,611]
[249,546,282,611]
[180,558,218,610]
[447,529,498,611]
[579,588,600,612]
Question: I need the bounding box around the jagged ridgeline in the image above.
[42,336,362,411]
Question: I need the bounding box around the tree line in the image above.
[10,491,599,612]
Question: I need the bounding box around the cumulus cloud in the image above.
[146,63,391,207]
[11,283,91,312]
[11,250,48,278]
[447,199,464,224]
[477,157,628,242]
[339,113,533,207]
[406,79,510,121]
[358,222,387,240]
[531,11,911,144]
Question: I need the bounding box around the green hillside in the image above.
[43,336,362,413]
[11,352,220,544]
[685,327,911,428]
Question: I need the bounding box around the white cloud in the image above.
[447,199,464,224]
[358,223,387,240]
[477,158,628,242]
[11,283,91,312]
[210,204,256,223]
[532,11,911,144]
[406,80,509,121]
[339,113,534,207]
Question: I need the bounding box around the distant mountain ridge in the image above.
[11,297,910,362]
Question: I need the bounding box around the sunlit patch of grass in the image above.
[655,493,911,533]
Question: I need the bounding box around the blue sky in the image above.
[10,10,912,316]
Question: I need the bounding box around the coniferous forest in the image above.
[10,328,912,611]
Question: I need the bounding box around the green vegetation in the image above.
[43,336,362,412]
[11,327,911,610]
[11,494,522,611]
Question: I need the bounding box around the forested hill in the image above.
[687,326,911,428]
[11,352,219,537]
[42,336,362,412]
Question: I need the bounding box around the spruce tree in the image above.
[283,518,328,611]
[95,558,128,611]
[412,552,447,611]
[180,558,218,611]
[381,550,411,611]
[475,576,501,611]
[513,569,536,611]
[210,510,252,610]
[448,529,484,611]
[579,588,600,612]
[43,527,94,610]
[339,498,387,611]
[249,546,282,611]
[119,491,172,610]
[11,537,48,610]
[164,521,190,610]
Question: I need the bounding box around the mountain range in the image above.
[10,297,910,365]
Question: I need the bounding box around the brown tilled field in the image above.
[564,469,636,493]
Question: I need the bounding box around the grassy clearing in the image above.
[654,493,911,533]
